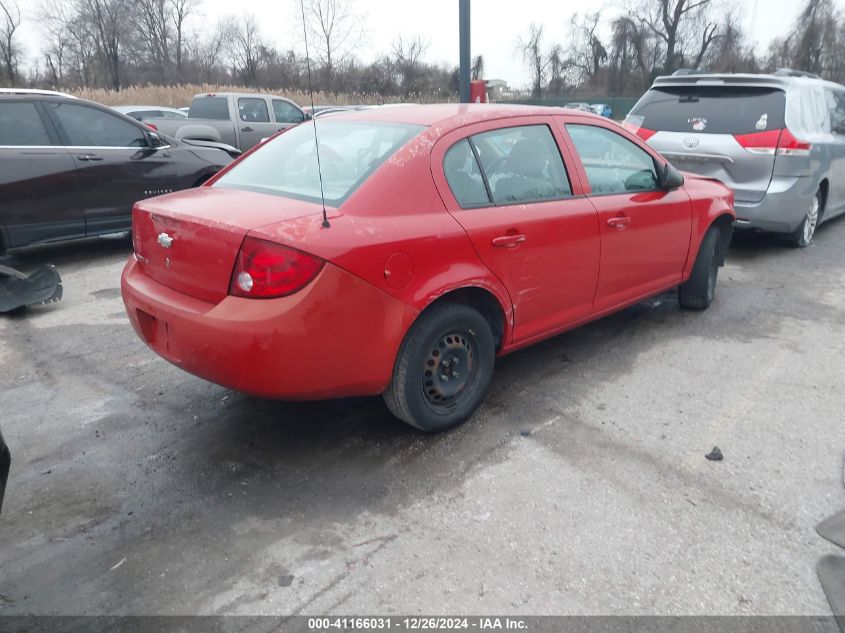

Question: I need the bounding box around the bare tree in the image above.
[471,54,484,80]
[636,0,720,72]
[0,0,21,84]
[80,0,128,90]
[517,23,552,97]
[567,12,608,84]
[170,0,195,74]
[133,0,171,73]
[390,35,428,95]
[227,13,265,86]
[186,20,226,83]
[297,0,363,81]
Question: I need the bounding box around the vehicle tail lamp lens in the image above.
[229,237,324,299]
[734,128,811,156]
[622,121,656,141]
[776,128,812,156]
[146,123,158,131]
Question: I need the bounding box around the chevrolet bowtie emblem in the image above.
[157,232,174,248]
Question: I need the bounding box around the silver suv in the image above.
[624,70,845,246]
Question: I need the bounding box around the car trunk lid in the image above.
[132,187,322,304]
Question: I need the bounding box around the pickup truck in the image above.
[145,92,309,152]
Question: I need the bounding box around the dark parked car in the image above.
[0,89,236,252]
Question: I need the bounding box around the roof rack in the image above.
[773,68,821,79]
[0,88,78,98]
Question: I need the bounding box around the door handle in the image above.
[491,234,527,247]
[77,154,103,162]
[241,126,254,132]
[607,216,631,229]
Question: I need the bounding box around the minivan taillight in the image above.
[229,237,324,299]
[622,121,656,141]
[733,128,811,157]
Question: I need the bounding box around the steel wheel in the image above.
[421,331,478,412]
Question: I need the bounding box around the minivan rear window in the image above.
[628,86,786,135]
[188,97,230,120]
[213,120,425,206]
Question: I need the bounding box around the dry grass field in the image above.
[70,84,453,107]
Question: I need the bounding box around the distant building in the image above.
[485,79,509,101]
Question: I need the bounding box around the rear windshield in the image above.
[628,86,786,134]
[213,120,425,206]
[188,97,230,120]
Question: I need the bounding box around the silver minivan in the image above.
[624,70,845,246]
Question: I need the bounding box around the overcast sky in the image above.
[14,0,841,88]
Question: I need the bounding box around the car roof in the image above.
[112,105,184,112]
[651,72,844,91]
[0,88,78,98]
[324,103,604,127]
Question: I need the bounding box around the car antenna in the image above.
[299,0,330,229]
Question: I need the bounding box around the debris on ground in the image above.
[705,446,724,461]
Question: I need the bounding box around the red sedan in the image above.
[122,105,735,432]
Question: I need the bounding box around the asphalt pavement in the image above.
[1,221,843,615]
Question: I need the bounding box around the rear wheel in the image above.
[383,303,495,432]
[790,190,821,248]
[678,226,721,310]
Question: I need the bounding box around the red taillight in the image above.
[776,128,812,156]
[229,237,324,299]
[145,122,158,131]
[622,121,656,141]
[733,128,811,156]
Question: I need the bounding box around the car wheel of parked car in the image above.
[384,302,495,432]
[791,191,821,248]
[678,226,721,310]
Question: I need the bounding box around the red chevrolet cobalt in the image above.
[122,105,735,432]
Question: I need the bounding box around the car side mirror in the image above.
[659,161,684,189]
[147,131,165,148]
[304,112,313,121]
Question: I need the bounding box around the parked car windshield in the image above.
[627,86,786,134]
[213,120,425,206]
[188,96,230,120]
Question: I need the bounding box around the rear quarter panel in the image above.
[681,176,736,278]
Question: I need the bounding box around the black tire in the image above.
[678,226,721,310]
[383,302,495,432]
[790,190,822,248]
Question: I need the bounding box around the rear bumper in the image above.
[121,258,418,399]
[734,176,816,234]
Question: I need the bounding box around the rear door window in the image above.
[567,124,659,195]
[628,86,786,135]
[470,125,571,205]
[0,102,52,146]
[444,139,489,208]
[238,98,270,123]
[189,96,230,120]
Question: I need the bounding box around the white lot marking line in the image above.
[110,557,126,571]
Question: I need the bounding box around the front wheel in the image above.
[678,226,722,310]
[790,190,822,248]
[383,303,495,432]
